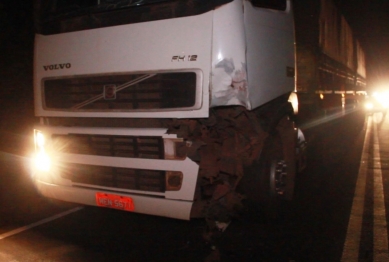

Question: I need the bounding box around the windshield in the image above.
[34,0,233,35]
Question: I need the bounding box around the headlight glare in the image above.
[33,129,51,172]
[36,132,45,148]
[34,151,51,172]
[365,102,374,110]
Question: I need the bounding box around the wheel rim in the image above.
[269,159,287,197]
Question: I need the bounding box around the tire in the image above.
[240,128,296,221]
[257,133,285,219]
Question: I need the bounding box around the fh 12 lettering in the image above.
[171,55,197,62]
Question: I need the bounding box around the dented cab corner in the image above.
[211,0,249,109]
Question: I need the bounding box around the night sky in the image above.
[1,0,389,95]
[0,1,34,131]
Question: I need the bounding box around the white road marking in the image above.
[341,115,389,261]
[341,117,371,261]
[372,119,389,261]
[0,207,83,240]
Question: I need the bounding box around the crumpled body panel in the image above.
[212,58,248,107]
[210,0,295,110]
[210,0,249,109]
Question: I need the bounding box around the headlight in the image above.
[33,130,51,172]
[365,102,374,110]
[371,90,389,108]
[35,131,46,148]
[34,151,51,172]
[379,96,389,108]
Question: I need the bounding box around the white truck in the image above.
[32,0,325,225]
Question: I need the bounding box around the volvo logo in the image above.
[43,63,71,71]
[104,84,116,100]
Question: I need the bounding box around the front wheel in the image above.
[240,118,297,220]
[257,133,286,218]
[269,159,288,198]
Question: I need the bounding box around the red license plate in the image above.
[96,192,135,211]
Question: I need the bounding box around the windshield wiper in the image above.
[71,73,156,110]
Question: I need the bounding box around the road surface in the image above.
[1,109,388,261]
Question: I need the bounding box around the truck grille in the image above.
[52,134,164,159]
[43,72,196,111]
[60,164,166,193]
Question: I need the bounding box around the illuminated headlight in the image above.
[36,131,45,148]
[33,130,51,172]
[365,102,374,110]
[379,98,389,108]
[34,151,51,171]
[371,90,389,108]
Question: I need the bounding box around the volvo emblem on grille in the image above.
[104,84,116,100]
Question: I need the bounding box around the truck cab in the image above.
[32,0,299,222]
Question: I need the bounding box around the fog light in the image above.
[166,171,183,191]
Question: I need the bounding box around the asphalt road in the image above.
[1,108,388,262]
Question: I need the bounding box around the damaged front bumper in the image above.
[31,125,199,220]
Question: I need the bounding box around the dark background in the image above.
[0,1,34,156]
